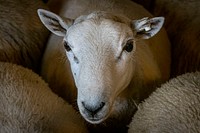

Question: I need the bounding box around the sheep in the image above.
[137,0,200,77]
[0,62,87,133]
[0,0,49,73]
[38,0,171,131]
[128,72,200,133]
[155,0,200,77]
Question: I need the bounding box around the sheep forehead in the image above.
[66,18,133,58]
[74,11,130,25]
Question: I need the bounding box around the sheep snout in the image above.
[79,100,110,124]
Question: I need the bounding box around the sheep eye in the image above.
[123,40,133,52]
[64,41,71,52]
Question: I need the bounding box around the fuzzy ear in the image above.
[37,9,74,37]
[132,17,164,39]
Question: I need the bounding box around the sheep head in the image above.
[38,9,164,124]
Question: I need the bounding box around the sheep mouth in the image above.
[80,106,111,124]
[86,117,105,124]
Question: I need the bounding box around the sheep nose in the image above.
[82,102,105,116]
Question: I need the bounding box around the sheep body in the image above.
[0,0,49,73]
[128,72,200,133]
[39,0,171,131]
[0,62,87,133]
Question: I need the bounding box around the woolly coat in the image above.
[0,62,87,133]
[128,72,200,133]
[0,0,49,73]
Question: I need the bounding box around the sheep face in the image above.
[66,18,136,124]
[38,9,164,124]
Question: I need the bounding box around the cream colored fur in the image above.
[128,72,200,133]
[0,62,87,133]
[39,0,171,131]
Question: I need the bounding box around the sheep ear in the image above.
[37,9,74,37]
[132,17,164,39]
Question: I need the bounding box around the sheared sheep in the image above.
[0,62,87,133]
[128,72,200,133]
[38,0,171,132]
[0,0,49,73]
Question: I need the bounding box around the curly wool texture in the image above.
[0,0,49,73]
[0,62,87,133]
[128,72,200,133]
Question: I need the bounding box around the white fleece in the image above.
[0,62,87,133]
[128,72,200,133]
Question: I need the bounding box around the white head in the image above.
[38,9,164,124]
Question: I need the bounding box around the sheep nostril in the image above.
[82,102,105,116]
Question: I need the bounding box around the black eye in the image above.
[64,41,71,52]
[123,40,134,52]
